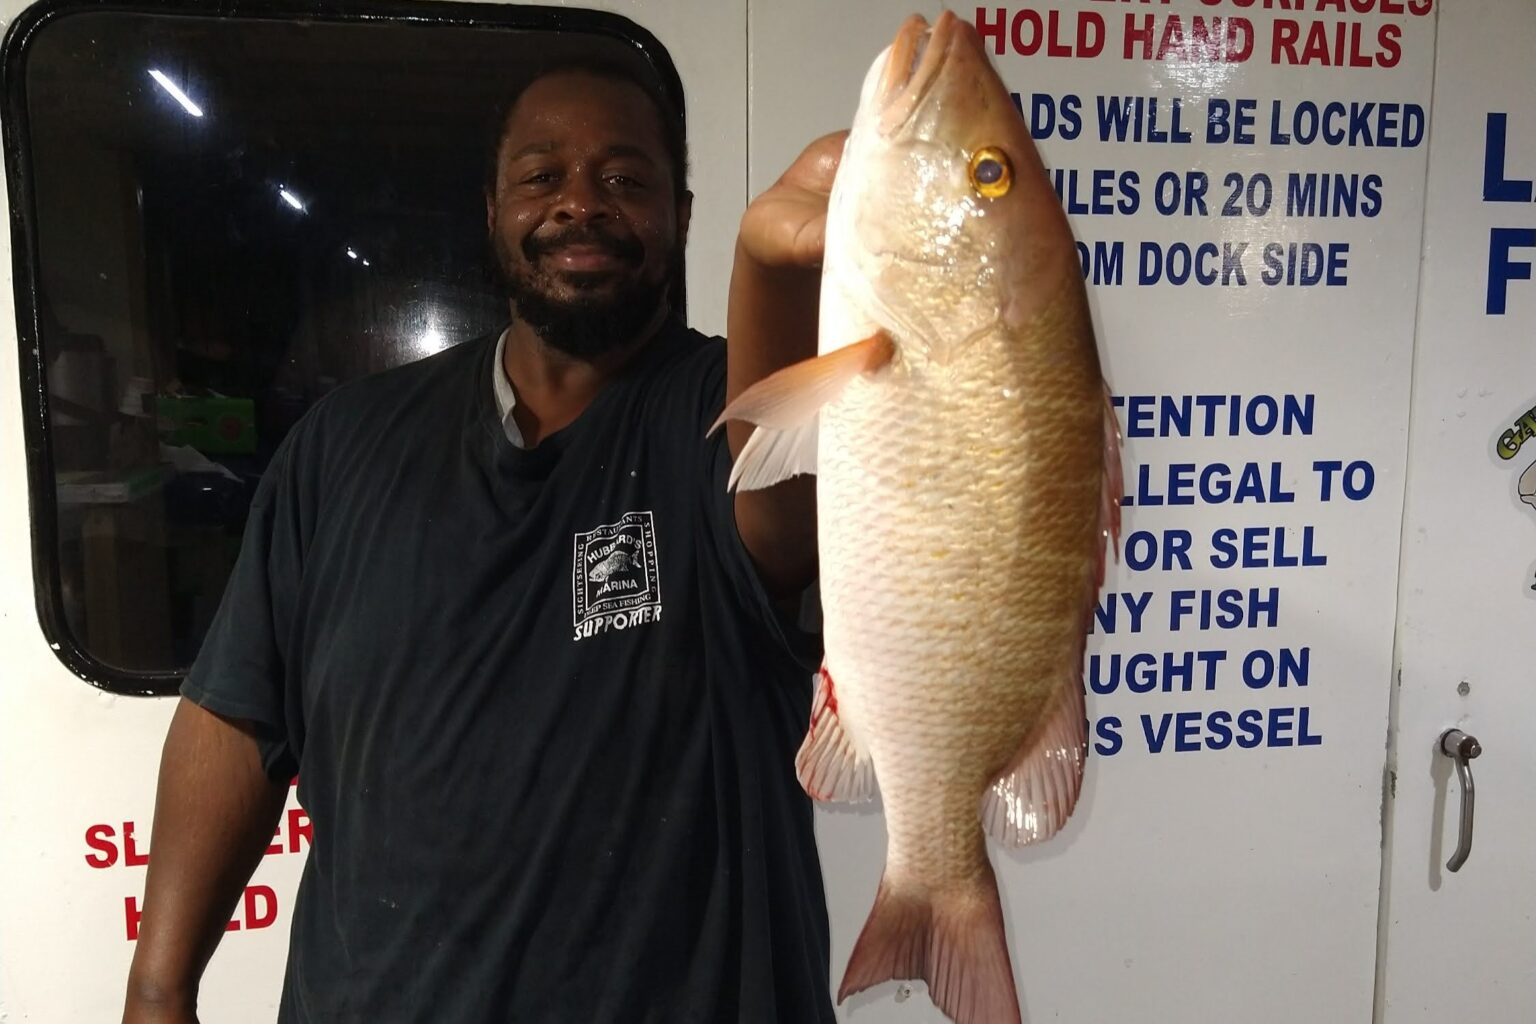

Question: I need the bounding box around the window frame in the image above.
[1,0,687,696]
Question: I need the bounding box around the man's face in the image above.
[486,71,690,359]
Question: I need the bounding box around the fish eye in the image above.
[969,147,1012,198]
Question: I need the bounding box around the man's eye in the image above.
[519,170,557,186]
[605,174,645,190]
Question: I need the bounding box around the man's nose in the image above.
[551,172,610,223]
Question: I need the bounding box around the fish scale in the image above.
[820,327,1098,879]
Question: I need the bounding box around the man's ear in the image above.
[485,188,497,236]
[676,189,694,247]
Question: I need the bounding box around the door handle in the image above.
[1438,728,1482,872]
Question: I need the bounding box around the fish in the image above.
[714,11,1121,1024]
[1520,459,1535,510]
[589,548,641,582]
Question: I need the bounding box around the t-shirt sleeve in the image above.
[691,341,823,672]
[180,430,308,781]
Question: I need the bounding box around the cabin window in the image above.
[5,2,681,693]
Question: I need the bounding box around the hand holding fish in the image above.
[738,131,848,271]
[723,134,853,596]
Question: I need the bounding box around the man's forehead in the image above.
[502,72,667,145]
[504,140,660,169]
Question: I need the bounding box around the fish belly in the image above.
[818,325,1102,886]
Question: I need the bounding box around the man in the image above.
[122,52,844,1023]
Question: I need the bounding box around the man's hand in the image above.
[725,132,848,598]
[737,132,847,271]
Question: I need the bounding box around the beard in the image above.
[495,226,676,361]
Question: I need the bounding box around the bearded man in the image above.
[123,53,843,1024]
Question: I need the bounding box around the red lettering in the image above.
[266,824,284,856]
[974,7,1007,55]
[1317,0,1346,10]
[1299,21,1331,64]
[1378,23,1401,67]
[1408,0,1432,14]
[1048,12,1072,58]
[1272,19,1301,63]
[1154,15,1186,61]
[125,896,143,941]
[1228,18,1255,62]
[84,824,118,868]
[1191,16,1221,59]
[126,885,279,942]
[287,808,313,853]
[1079,13,1106,58]
[1348,22,1373,67]
[244,885,278,930]
[1011,9,1041,54]
[1125,13,1156,59]
[1271,17,1394,66]
[123,821,150,867]
[1377,0,1405,13]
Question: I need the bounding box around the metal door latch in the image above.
[1438,729,1482,872]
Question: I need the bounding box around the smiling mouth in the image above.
[545,246,629,272]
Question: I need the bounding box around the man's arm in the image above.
[123,698,289,1024]
[726,132,848,597]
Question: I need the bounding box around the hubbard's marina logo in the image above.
[572,512,662,641]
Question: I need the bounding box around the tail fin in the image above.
[838,870,1021,1024]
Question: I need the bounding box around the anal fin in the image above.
[980,683,1087,847]
[795,665,877,803]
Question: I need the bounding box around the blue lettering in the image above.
[1123,529,1193,571]
[1268,706,1296,746]
[1094,716,1123,756]
[1298,706,1323,747]
[1206,97,1257,145]
[1092,590,1152,635]
[1174,712,1201,752]
[1488,228,1535,315]
[1483,114,1533,203]
[1236,708,1265,748]
[1206,710,1233,750]
[1209,527,1326,569]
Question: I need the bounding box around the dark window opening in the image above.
[4,1,683,693]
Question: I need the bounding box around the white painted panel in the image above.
[0,1,743,1020]
[751,3,1434,1020]
[1378,1,1536,1019]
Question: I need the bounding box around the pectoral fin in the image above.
[710,331,894,492]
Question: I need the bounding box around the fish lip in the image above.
[877,11,961,135]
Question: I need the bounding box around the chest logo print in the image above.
[572,511,663,641]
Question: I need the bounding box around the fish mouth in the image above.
[876,11,963,134]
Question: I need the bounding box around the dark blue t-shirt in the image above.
[182,321,832,1023]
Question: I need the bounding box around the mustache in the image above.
[523,227,643,264]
